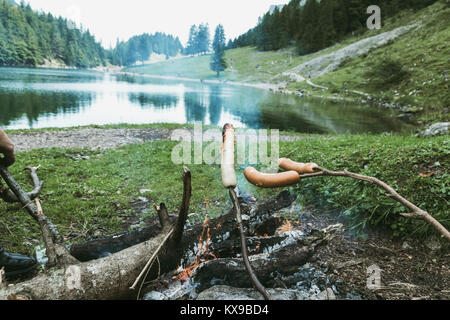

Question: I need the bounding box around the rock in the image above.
[143,291,167,300]
[402,241,413,250]
[422,122,449,137]
[138,196,149,203]
[317,288,336,300]
[196,285,303,300]
[139,189,152,194]
[424,236,442,251]
[93,230,102,238]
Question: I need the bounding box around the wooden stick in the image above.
[0,166,43,203]
[34,199,58,268]
[229,188,271,300]
[298,167,450,241]
[0,165,62,243]
[129,228,174,290]
[173,166,192,243]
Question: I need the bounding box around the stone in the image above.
[317,288,336,300]
[143,291,167,300]
[196,285,303,300]
[422,122,449,137]
[402,241,413,250]
[424,236,442,251]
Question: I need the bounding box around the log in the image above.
[0,230,172,300]
[191,224,342,292]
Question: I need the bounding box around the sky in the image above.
[25,0,291,48]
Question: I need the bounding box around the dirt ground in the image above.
[295,205,450,300]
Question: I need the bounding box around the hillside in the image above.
[126,2,450,125]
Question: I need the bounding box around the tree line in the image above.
[230,0,440,54]
[185,23,211,55]
[0,0,107,68]
[108,33,183,67]
[0,0,184,68]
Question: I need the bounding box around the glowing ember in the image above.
[176,215,216,282]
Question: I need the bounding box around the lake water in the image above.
[0,67,414,133]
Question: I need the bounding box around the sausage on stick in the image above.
[244,167,300,188]
[278,158,319,174]
[221,124,271,300]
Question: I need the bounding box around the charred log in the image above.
[191,224,342,292]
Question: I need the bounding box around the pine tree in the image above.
[317,0,336,50]
[210,24,227,77]
[186,25,199,55]
[197,23,211,54]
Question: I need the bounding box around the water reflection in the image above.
[208,85,223,126]
[129,93,179,109]
[184,91,207,123]
[0,89,92,127]
[0,67,415,134]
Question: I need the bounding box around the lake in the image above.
[0,67,414,133]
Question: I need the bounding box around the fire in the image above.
[278,220,294,234]
[176,215,217,282]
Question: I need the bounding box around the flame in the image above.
[278,220,294,234]
[255,241,262,253]
[176,215,216,282]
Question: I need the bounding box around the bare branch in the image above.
[0,165,74,267]
[298,167,450,241]
[229,187,271,300]
[0,166,44,203]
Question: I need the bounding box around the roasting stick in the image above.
[221,124,271,301]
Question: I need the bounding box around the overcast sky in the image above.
[25,0,291,48]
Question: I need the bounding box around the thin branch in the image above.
[35,199,58,268]
[0,165,74,267]
[229,187,271,300]
[298,167,450,241]
[129,228,174,291]
[0,166,43,203]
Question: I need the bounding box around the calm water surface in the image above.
[0,67,414,133]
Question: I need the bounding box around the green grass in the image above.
[280,134,450,239]
[1,130,448,255]
[3,123,198,135]
[0,139,276,255]
[126,55,218,80]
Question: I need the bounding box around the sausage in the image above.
[221,124,237,188]
[278,158,319,174]
[244,167,300,188]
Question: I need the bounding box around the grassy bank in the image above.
[126,2,449,125]
[1,127,448,255]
